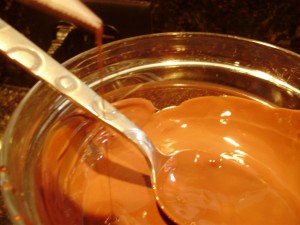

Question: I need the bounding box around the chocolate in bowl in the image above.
[1,33,300,225]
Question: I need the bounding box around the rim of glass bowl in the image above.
[1,32,300,225]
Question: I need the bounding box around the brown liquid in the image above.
[35,96,300,225]
[153,97,300,224]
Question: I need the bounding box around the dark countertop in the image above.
[152,0,300,53]
[0,0,300,224]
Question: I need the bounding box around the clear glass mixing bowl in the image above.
[1,32,300,225]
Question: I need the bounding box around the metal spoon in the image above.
[0,1,205,223]
[0,1,191,222]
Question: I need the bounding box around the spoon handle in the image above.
[0,19,157,168]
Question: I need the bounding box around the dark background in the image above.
[1,0,300,87]
[0,0,300,224]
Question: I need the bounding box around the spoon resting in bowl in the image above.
[0,18,196,223]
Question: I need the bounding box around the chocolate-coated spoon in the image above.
[19,0,102,32]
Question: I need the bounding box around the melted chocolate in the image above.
[35,96,300,224]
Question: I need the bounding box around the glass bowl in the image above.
[1,32,300,225]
